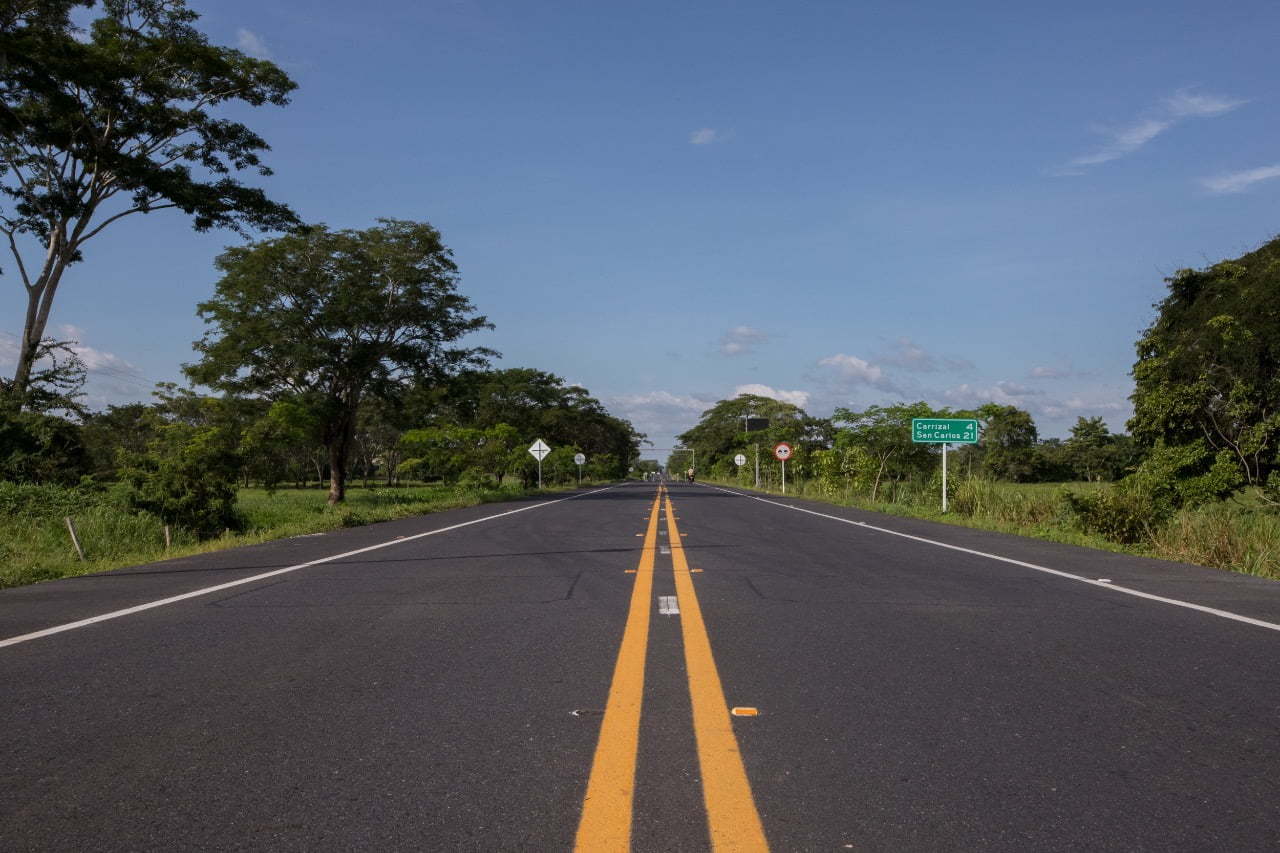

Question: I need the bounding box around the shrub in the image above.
[1061,483,1167,544]
[121,423,242,538]
[0,411,89,484]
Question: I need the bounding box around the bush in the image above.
[455,467,492,494]
[0,411,89,484]
[1061,484,1167,544]
[121,423,242,538]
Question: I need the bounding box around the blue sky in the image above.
[4,0,1279,457]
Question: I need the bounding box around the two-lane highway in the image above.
[4,481,1280,850]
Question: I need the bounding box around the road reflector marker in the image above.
[731,707,759,717]
[659,545,671,555]
[658,595,680,615]
[625,569,637,573]
[691,568,704,573]
[572,709,605,717]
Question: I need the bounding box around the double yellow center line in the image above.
[575,485,768,851]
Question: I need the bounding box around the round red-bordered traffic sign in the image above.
[773,442,793,461]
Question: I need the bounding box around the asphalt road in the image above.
[4,480,1280,851]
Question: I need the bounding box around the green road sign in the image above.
[911,418,979,444]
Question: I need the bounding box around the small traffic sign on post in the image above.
[734,453,747,467]
[529,439,551,488]
[911,418,980,512]
[773,442,793,494]
[574,452,586,485]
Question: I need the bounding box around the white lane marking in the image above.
[704,484,1280,634]
[0,486,621,650]
[658,595,680,615]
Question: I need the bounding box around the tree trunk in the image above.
[327,440,347,505]
[326,406,358,505]
[10,232,72,406]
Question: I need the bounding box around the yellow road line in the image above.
[664,493,770,852]
[574,487,664,852]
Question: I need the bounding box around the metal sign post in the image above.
[773,442,793,495]
[528,439,551,488]
[942,442,948,513]
[910,418,979,512]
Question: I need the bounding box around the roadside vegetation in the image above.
[675,235,1280,581]
[0,478,606,590]
[705,474,1280,579]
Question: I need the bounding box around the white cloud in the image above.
[718,325,768,356]
[612,390,709,412]
[1029,365,1069,379]
[943,381,1045,408]
[55,324,143,380]
[689,128,719,145]
[879,337,973,373]
[1069,118,1173,168]
[816,352,900,392]
[1200,164,1280,194]
[1164,90,1248,118]
[1059,89,1245,173]
[237,28,272,59]
[733,383,810,409]
[1041,397,1128,419]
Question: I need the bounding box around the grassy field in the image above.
[0,481,586,590]
[712,476,1280,581]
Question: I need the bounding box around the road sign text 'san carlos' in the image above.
[911,418,979,444]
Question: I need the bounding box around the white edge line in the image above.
[0,485,621,650]
[704,484,1280,634]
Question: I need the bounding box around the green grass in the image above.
[0,481,592,590]
[711,476,1280,580]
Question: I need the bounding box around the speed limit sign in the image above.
[773,442,792,461]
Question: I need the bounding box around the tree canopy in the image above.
[1,0,298,404]
[185,219,492,504]
[1129,236,1280,501]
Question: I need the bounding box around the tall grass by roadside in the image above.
[711,475,1280,580]
[0,480,589,589]
[1151,503,1280,579]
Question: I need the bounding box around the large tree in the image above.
[675,393,822,475]
[1,0,297,405]
[185,219,493,504]
[975,403,1038,482]
[1129,238,1280,498]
